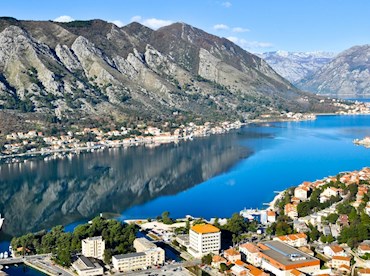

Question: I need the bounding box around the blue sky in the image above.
[1,0,370,54]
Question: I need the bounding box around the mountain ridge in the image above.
[0,17,337,138]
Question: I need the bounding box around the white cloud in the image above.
[222,1,232,8]
[227,36,273,50]
[110,20,124,27]
[130,15,173,30]
[131,15,142,22]
[213,24,229,30]
[232,27,250,33]
[53,15,74,23]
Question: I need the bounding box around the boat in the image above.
[0,214,3,230]
[0,253,3,259]
[3,252,8,258]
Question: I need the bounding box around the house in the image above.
[284,204,298,219]
[358,268,370,276]
[231,263,249,276]
[358,243,370,256]
[245,264,269,276]
[224,248,241,263]
[211,255,227,269]
[337,214,349,227]
[273,233,307,247]
[291,197,301,204]
[294,186,309,201]
[323,245,346,258]
[298,246,314,256]
[72,256,104,276]
[293,220,310,233]
[267,211,276,223]
[331,256,351,269]
[239,243,261,267]
[338,264,351,274]
[320,187,339,203]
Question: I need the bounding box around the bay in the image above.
[1,115,370,240]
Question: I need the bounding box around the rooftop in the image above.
[240,243,260,253]
[113,252,146,260]
[260,241,319,268]
[191,224,220,234]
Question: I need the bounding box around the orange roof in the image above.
[339,264,351,271]
[267,211,275,217]
[359,244,370,251]
[359,268,370,273]
[234,260,246,266]
[212,255,226,263]
[290,269,303,276]
[225,248,240,256]
[330,245,344,253]
[332,256,351,261]
[191,223,220,234]
[240,243,260,253]
[246,264,265,276]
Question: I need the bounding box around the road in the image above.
[116,263,190,276]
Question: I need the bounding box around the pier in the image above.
[0,257,23,265]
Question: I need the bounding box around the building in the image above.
[188,224,221,258]
[267,211,276,223]
[331,256,351,269]
[134,238,157,252]
[176,234,190,249]
[224,248,241,263]
[358,268,370,276]
[273,233,307,247]
[81,236,105,260]
[245,264,269,276]
[323,245,346,258]
[112,252,147,272]
[112,238,165,272]
[294,187,309,201]
[72,256,104,276]
[211,255,227,269]
[289,269,305,276]
[284,204,298,219]
[259,241,320,276]
[358,243,370,256]
[239,243,261,267]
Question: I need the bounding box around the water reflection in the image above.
[0,133,252,237]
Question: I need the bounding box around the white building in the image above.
[112,238,165,272]
[188,224,221,258]
[81,236,105,260]
[239,243,261,267]
[323,245,346,258]
[294,187,309,201]
[72,256,104,276]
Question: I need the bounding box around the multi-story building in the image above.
[112,238,165,272]
[224,248,241,263]
[188,224,221,258]
[239,243,261,267]
[81,236,105,260]
[259,241,320,276]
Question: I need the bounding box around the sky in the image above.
[1,0,370,54]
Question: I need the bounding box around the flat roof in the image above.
[135,237,157,249]
[191,224,220,234]
[113,252,146,260]
[79,256,95,268]
[261,241,319,267]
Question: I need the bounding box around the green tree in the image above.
[202,254,212,265]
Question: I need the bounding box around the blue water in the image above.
[2,264,46,276]
[122,115,370,219]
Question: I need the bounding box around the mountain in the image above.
[298,45,370,97]
[260,51,336,84]
[0,18,335,136]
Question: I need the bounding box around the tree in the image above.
[161,211,174,225]
[325,213,339,224]
[202,254,212,265]
[309,227,320,241]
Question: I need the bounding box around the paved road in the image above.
[117,263,190,276]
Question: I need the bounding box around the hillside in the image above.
[0,17,336,137]
[298,45,370,97]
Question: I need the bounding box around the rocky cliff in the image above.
[0,17,333,135]
[298,45,370,97]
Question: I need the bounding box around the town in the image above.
[1,98,369,164]
[2,167,370,275]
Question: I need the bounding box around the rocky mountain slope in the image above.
[260,51,335,84]
[0,17,335,136]
[298,45,370,97]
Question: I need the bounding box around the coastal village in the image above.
[1,98,369,164]
[2,167,370,275]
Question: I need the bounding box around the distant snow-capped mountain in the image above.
[259,51,336,84]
